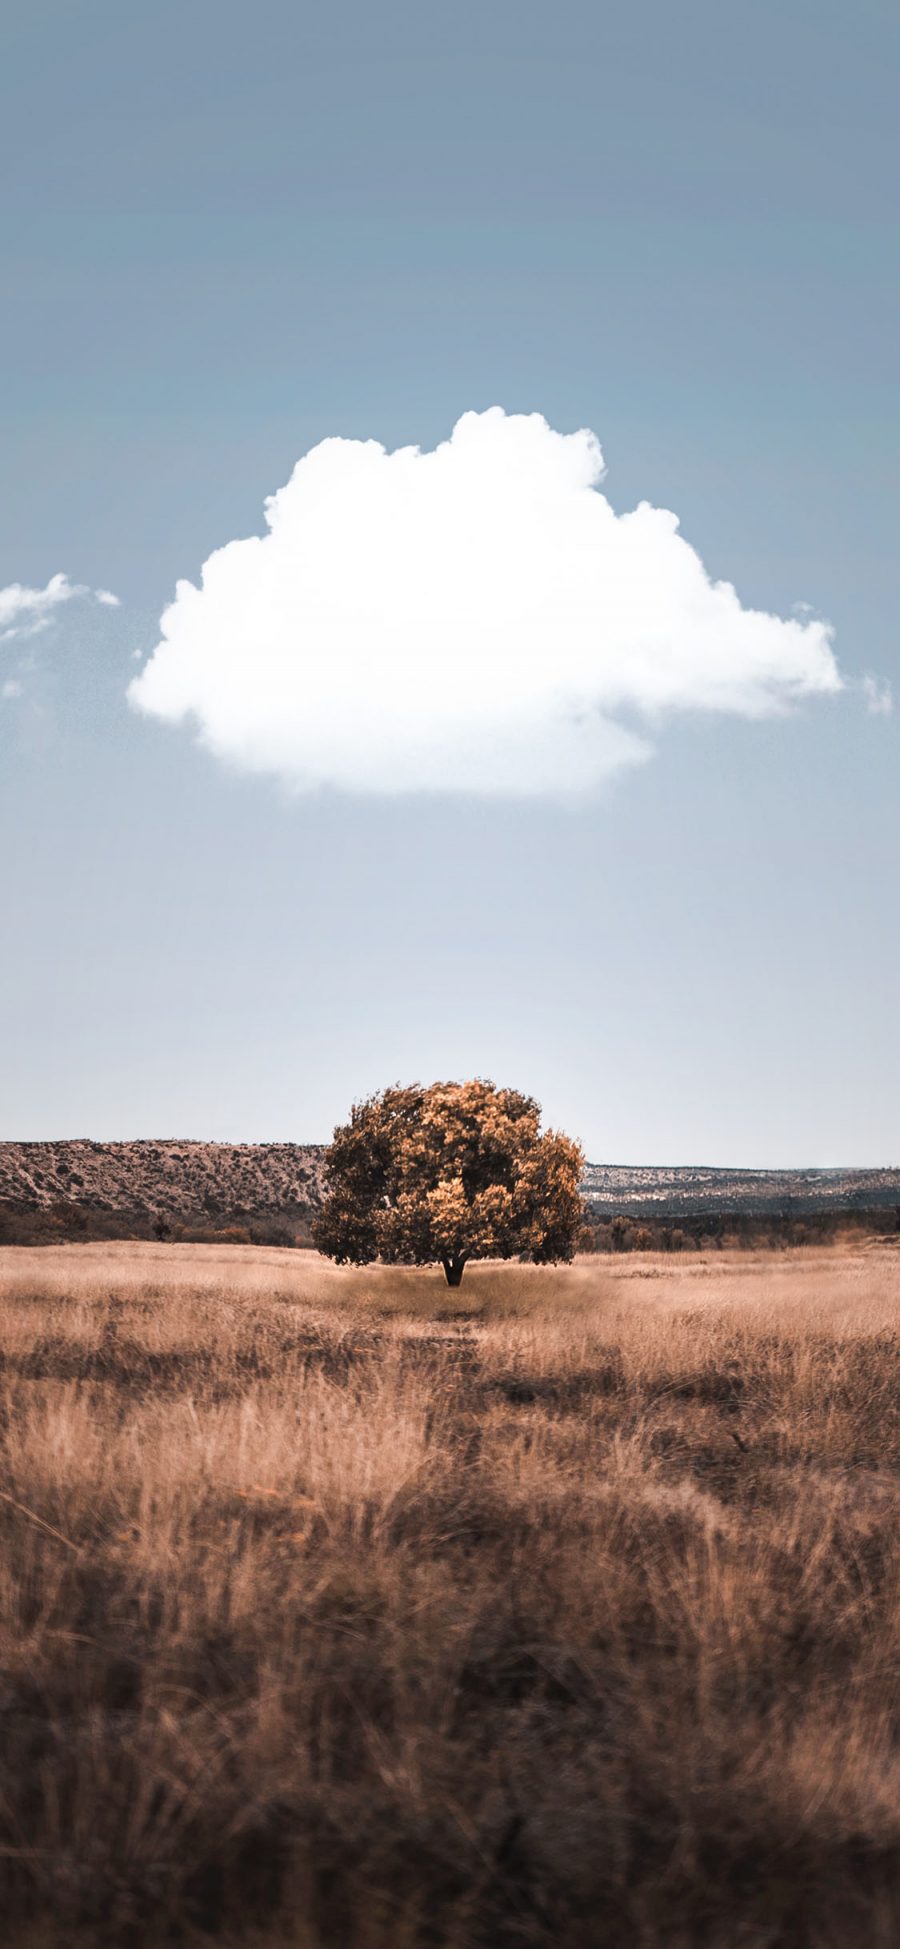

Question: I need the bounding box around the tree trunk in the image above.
[441,1255,467,1287]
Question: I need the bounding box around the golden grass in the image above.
[0,1241,898,1946]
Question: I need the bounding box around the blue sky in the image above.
[2,0,898,1163]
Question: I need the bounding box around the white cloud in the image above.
[0,574,120,643]
[2,678,23,700]
[862,674,893,718]
[0,573,85,642]
[129,408,842,797]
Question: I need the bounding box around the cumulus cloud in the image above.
[129,408,842,797]
[0,574,120,643]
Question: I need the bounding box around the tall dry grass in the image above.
[0,1241,898,1946]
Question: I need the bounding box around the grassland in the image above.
[0,1240,898,1946]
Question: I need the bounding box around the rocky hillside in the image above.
[0,1141,327,1245]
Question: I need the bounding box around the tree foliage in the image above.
[313,1080,585,1284]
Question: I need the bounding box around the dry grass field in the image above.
[0,1240,899,1947]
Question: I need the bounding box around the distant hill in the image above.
[0,1140,327,1245]
[579,1162,900,1250]
[1,1141,898,1248]
[580,1162,900,1218]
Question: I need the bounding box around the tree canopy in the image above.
[313,1080,585,1285]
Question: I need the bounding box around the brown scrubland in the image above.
[0,1240,898,1947]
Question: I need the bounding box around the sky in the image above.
[2,0,898,1165]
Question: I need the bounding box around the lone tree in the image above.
[313,1080,585,1286]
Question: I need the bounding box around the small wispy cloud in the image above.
[131,408,842,798]
[862,675,893,718]
[0,574,121,643]
[0,573,83,642]
[2,678,23,700]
